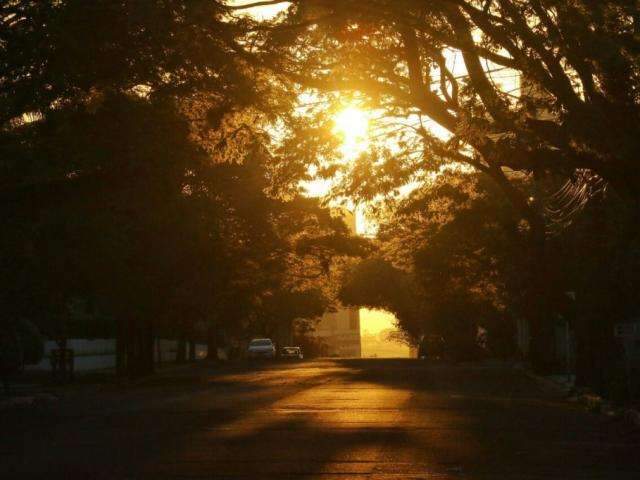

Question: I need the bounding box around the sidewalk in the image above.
[0,359,218,411]
[527,372,575,394]
[525,370,640,429]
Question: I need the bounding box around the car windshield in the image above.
[250,339,272,347]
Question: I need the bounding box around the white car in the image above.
[247,338,276,360]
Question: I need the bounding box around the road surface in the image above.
[3,359,640,479]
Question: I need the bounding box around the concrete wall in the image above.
[306,208,362,357]
[310,307,361,357]
[26,339,207,372]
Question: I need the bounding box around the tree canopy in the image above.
[3,1,640,391]
[1,0,366,375]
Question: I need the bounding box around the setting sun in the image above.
[334,107,369,159]
[303,106,370,199]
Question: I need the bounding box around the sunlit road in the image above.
[3,359,640,479]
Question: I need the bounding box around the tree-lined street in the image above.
[4,2,640,477]
[4,360,639,479]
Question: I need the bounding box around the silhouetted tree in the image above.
[341,171,525,360]
[251,0,640,372]
[0,1,329,376]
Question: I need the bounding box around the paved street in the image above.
[3,359,640,479]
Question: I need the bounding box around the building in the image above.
[311,307,361,357]
[308,209,362,357]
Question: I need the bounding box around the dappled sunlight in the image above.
[145,360,550,478]
[198,362,360,438]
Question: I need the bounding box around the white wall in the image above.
[26,339,208,372]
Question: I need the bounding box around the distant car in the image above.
[418,335,445,360]
[280,346,304,360]
[247,338,276,360]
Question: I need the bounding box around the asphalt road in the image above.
[3,359,640,479]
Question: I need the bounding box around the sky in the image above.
[360,308,398,335]
[360,309,411,358]
[226,0,291,20]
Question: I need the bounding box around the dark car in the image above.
[280,346,304,360]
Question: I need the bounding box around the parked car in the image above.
[280,346,304,360]
[247,338,276,360]
[418,334,446,360]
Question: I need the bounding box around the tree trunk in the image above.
[188,339,196,362]
[207,323,219,361]
[139,319,155,376]
[574,314,594,389]
[176,333,187,363]
[572,195,637,396]
[116,318,155,377]
[526,210,557,373]
[487,166,556,372]
[116,317,127,377]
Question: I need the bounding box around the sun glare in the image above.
[334,107,369,159]
[302,105,373,234]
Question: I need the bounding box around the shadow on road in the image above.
[3,359,640,479]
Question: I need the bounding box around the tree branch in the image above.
[400,27,459,132]
[226,0,293,11]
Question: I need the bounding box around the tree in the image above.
[341,171,526,360]
[177,147,369,360]
[340,257,425,342]
[246,0,640,370]
[395,171,527,359]
[260,0,640,210]
[0,1,300,375]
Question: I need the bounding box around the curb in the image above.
[0,393,58,412]
[0,361,220,411]
[524,371,573,395]
[524,370,640,429]
[625,408,640,428]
